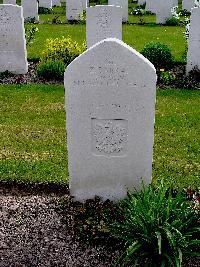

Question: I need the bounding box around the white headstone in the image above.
[81,0,88,10]
[173,0,178,7]
[86,5,122,48]
[3,0,16,4]
[0,5,28,74]
[21,0,39,22]
[186,7,200,73]
[66,0,83,21]
[52,0,61,6]
[138,0,146,5]
[39,0,52,9]
[156,0,174,24]
[65,38,157,202]
[182,0,195,12]
[145,0,157,13]
[108,0,128,22]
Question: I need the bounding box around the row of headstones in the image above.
[0,4,199,74]
[2,0,197,24]
[0,4,199,201]
[143,0,197,13]
[140,0,199,24]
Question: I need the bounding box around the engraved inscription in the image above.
[92,119,128,156]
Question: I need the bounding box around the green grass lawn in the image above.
[28,23,186,62]
[0,84,199,189]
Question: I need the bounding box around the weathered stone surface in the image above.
[65,38,157,202]
[0,5,28,74]
[186,7,200,73]
[182,0,195,12]
[3,0,16,4]
[86,5,122,48]
[108,0,128,22]
[156,0,174,24]
[39,0,52,9]
[52,0,61,6]
[145,0,157,13]
[81,0,89,10]
[66,0,83,21]
[138,0,146,5]
[21,0,39,22]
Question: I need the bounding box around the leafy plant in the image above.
[166,16,179,26]
[109,183,200,267]
[41,36,86,65]
[141,42,174,69]
[159,70,176,85]
[25,25,39,47]
[38,7,52,14]
[36,60,66,80]
[52,15,62,24]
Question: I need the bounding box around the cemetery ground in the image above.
[0,2,200,267]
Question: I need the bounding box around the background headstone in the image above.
[66,0,83,21]
[86,5,122,48]
[138,0,146,5]
[39,0,52,9]
[0,5,28,74]
[3,0,16,4]
[65,38,157,202]
[156,0,174,24]
[108,0,128,22]
[145,0,157,13]
[21,0,39,22]
[52,0,61,6]
[81,0,88,10]
[186,7,200,73]
[182,0,195,12]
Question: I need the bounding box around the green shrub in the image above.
[166,17,179,26]
[159,70,176,85]
[41,36,86,65]
[38,7,52,14]
[109,183,200,267]
[141,42,174,69]
[36,60,66,80]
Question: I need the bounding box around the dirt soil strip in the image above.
[0,183,119,267]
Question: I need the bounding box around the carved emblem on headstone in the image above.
[92,119,128,156]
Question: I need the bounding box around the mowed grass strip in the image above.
[0,84,68,184]
[0,84,199,188]
[27,24,186,62]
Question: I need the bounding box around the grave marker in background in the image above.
[86,5,122,48]
[39,0,52,9]
[3,0,16,4]
[182,0,195,12]
[66,0,83,21]
[52,0,61,6]
[0,5,28,74]
[186,7,200,73]
[156,0,173,24]
[145,0,157,13]
[21,0,39,22]
[108,0,128,22]
[65,38,157,202]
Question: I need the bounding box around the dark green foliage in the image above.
[179,9,191,16]
[141,42,174,69]
[166,17,179,26]
[36,60,66,80]
[38,7,52,14]
[109,183,200,267]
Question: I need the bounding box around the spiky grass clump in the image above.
[109,183,200,267]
